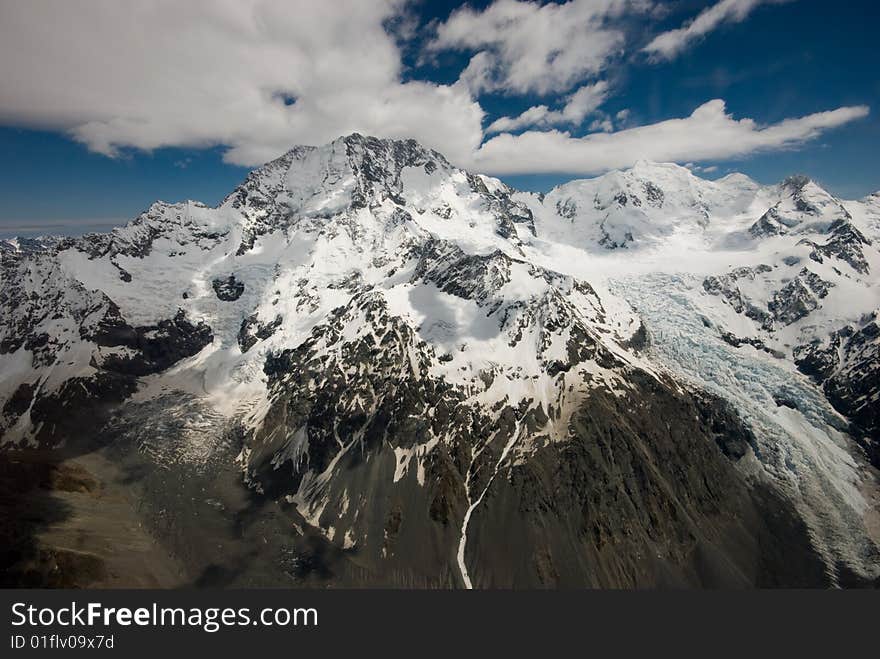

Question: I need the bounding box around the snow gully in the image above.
[457,418,522,589]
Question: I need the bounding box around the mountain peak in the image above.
[717,171,756,185]
[222,133,453,217]
[776,174,840,209]
[629,159,693,177]
[780,174,813,192]
[336,132,451,169]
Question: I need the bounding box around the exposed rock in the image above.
[793,315,879,466]
[238,314,283,353]
[555,198,577,220]
[212,275,245,301]
[815,219,871,275]
[769,278,819,325]
[702,265,774,329]
[90,309,214,376]
[26,372,138,448]
[720,331,785,358]
[750,206,789,237]
[794,332,843,382]
[824,317,880,465]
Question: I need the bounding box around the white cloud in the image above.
[564,83,613,123]
[0,0,866,184]
[487,106,555,134]
[685,162,719,174]
[588,117,614,133]
[0,0,484,166]
[470,100,869,174]
[430,0,650,95]
[643,0,790,61]
[486,82,609,133]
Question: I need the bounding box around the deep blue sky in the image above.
[1,0,878,237]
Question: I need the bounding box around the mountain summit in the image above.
[1,135,879,588]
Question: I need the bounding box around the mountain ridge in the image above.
[1,134,878,588]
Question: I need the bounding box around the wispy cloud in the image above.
[486,82,610,133]
[643,0,792,61]
[472,100,869,174]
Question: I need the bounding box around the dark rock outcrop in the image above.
[89,308,213,377]
[795,316,880,466]
[238,314,283,353]
[212,275,245,301]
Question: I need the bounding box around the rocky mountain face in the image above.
[1,134,878,588]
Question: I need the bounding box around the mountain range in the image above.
[1,134,878,588]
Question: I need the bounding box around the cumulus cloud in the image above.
[430,0,650,95]
[486,82,609,133]
[0,0,484,166]
[0,0,865,182]
[471,100,869,174]
[643,0,789,61]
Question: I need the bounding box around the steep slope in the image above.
[521,165,880,584]
[1,136,878,587]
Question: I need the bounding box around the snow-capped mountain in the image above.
[539,160,768,250]
[1,134,878,588]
